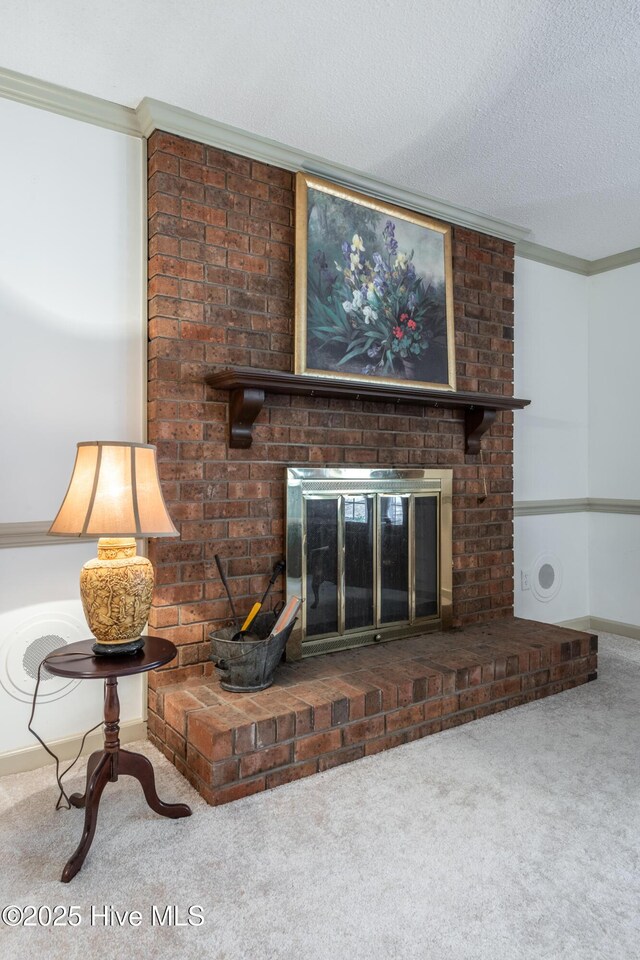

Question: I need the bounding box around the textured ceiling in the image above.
[1,0,639,259]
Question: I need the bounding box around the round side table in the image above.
[45,636,191,883]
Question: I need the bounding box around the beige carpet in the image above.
[0,633,639,960]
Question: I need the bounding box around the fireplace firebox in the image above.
[285,468,453,659]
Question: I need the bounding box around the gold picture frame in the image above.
[295,173,456,392]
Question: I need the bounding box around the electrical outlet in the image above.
[520,569,530,591]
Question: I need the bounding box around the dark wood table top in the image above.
[44,636,177,679]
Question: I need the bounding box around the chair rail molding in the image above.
[4,503,639,546]
[0,522,149,549]
[0,521,81,549]
[515,499,589,517]
[515,498,640,517]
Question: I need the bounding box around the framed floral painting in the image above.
[295,173,456,391]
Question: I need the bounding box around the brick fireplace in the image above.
[145,130,596,802]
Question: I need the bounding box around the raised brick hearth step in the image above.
[148,618,597,805]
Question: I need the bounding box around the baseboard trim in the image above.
[587,617,640,642]
[0,719,147,777]
[556,615,640,642]
[555,616,593,632]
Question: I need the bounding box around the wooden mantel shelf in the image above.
[206,368,530,454]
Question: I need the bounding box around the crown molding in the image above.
[0,66,141,137]
[517,240,640,276]
[2,67,640,270]
[515,242,590,275]
[588,247,640,275]
[0,67,535,242]
[136,97,531,243]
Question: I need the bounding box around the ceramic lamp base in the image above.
[80,538,154,656]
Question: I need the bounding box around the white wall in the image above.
[514,514,589,623]
[588,264,640,625]
[513,257,590,622]
[588,264,640,498]
[514,258,640,630]
[0,97,145,762]
[514,258,589,502]
[589,514,640,625]
[0,98,144,521]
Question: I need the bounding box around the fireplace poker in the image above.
[478,448,488,503]
[235,559,286,637]
[214,554,241,631]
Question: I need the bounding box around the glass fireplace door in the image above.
[344,495,375,632]
[288,468,452,658]
[379,495,410,625]
[301,489,441,647]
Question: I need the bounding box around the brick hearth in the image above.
[149,619,597,805]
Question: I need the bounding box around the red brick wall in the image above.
[146,130,515,685]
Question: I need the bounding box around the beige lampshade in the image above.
[48,441,178,538]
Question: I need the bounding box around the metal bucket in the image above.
[209,612,295,692]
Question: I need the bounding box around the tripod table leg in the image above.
[119,749,191,819]
[68,750,104,809]
[61,752,111,882]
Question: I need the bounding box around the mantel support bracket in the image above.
[464,407,496,455]
[229,387,265,448]
[209,370,527,452]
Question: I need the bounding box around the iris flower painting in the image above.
[295,174,456,391]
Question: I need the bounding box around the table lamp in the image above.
[48,441,178,655]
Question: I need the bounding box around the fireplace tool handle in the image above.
[234,560,285,638]
[214,554,241,631]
